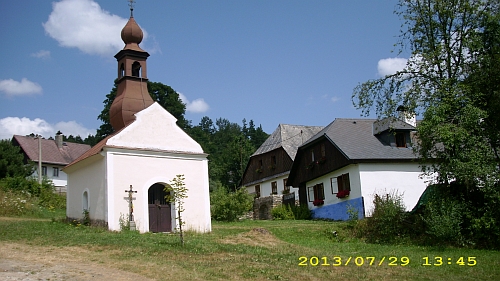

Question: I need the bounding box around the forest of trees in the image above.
[65,80,268,191]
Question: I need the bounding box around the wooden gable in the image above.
[240,147,293,186]
[287,136,350,188]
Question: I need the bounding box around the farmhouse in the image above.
[240,124,323,219]
[286,115,431,220]
[64,7,211,233]
[12,134,90,193]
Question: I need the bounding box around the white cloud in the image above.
[178,93,210,113]
[331,96,340,103]
[377,57,408,77]
[30,50,51,59]
[0,78,42,97]
[0,117,95,140]
[43,0,147,56]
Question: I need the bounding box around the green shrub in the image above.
[210,187,253,222]
[290,204,312,220]
[0,176,65,215]
[271,204,294,220]
[358,191,408,244]
[422,197,465,246]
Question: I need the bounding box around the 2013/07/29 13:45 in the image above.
[298,256,477,266]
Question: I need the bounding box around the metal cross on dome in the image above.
[128,0,136,16]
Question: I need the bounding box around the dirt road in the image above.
[0,242,154,281]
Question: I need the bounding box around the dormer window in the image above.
[395,132,407,148]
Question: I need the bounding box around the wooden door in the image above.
[148,183,171,232]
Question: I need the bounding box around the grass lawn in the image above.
[0,216,499,281]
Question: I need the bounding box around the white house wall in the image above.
[306,164,364,219]
[66,156,106,222]
[32,164,68,192]
[245,174,290,198]
[305,163,431,220]
[358,162,430,215]
[106,149,211,233]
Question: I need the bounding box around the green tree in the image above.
[96,80,190,142]
[352,0,500,187]
[164,175,188,246]
[0,140,32,179]
[352,0,500,247]
[210,186,253,222]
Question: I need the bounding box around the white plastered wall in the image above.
[105,148,211,233]
[65,156,107,222]
[306,164,361,210]
[245,174,290,197]
[358,162,431,215]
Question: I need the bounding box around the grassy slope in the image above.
[0,218,498,281]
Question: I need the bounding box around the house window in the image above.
[41,166,47,176]
[331,173,351,193]
[321,144,326,157]
[270,155,276,169]
[395,132,407,148]
[271,181,278,195]
[259,159,263,169]
[311,150,315,162]
[283,178,289,193]
[53,167,59,177]
[308,183,325,202]
[255,185,260,198]
[314,183,324,200]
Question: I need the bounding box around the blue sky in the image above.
[0,0,409,140]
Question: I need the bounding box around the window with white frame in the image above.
[308,183,325,201]
[41,166,47,176]
[331,173,351,193]
[53,167,59,177]
[271,181,278,195]
[283,178,290,193]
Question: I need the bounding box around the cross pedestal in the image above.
[125,185,138,231]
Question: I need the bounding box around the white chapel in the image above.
[64,6,211,233]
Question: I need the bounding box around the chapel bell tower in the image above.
[109,3,154,131]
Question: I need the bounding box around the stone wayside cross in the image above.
[125,185,138,231]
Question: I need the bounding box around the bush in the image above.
[290,204,312,220]
[0,176,66,214]
[271,204,294,220]
[210,187,253,222]
[356,191,408,244]
[422,197,465,246]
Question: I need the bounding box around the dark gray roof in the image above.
[303,118,418,160]
[253,124,324,159]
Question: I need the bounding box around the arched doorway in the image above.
[148,183,171,232]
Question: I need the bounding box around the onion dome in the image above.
[121,16,145,52]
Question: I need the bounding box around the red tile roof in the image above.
[12,135,91,166]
